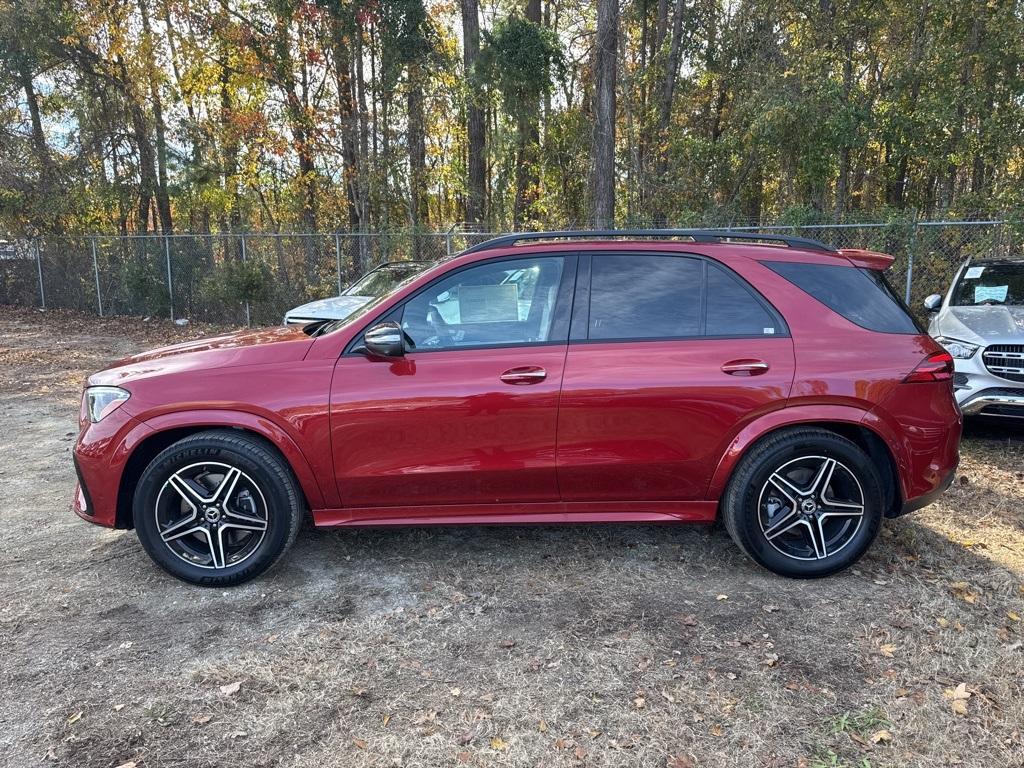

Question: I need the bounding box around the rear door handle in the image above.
[721,359,770,376]
[500,366,547,385]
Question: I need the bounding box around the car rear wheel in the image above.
[721,428,884,578]
[133,430,303,586]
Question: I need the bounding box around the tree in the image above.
[461,0,486,225]
[591,0,619,227]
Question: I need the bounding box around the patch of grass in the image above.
[809,751,873,768]
[828,706,890,739]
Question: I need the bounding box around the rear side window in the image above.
[589,254,702,339]
[765,261,921,334]
[706,263,780,336]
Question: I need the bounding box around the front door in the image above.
[556,252,795,502]
[330,254,575,514]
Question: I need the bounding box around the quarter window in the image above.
[400,257,565,350]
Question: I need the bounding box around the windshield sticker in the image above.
[975,285,1008,303]
[763,327,775,334]
[964,266,985,279]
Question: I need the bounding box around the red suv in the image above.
[73,231,961,585]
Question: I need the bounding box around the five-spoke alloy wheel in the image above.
[722,428,883,578]
[134,430,303,586]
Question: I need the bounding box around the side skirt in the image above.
[312,500,718,527]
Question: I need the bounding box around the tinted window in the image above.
[706,263,781,336]
[766,261,920,334]
[401,257,564,350]
[589,255,702,339]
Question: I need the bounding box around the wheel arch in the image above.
[708,408,905,517]
[114,411,326,529]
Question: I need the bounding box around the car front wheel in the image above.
[721,428,884,578]
[133,430,303,586]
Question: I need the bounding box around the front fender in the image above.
[140,409,328,509]
[705,405,907,502]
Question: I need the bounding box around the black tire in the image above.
[133,430,303,586]
[721,428,884,578]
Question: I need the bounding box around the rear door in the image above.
[556,252,795,502]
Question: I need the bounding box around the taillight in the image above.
[903,351,954,383]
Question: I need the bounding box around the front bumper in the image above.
[952,355,1024,418]
[72,406,153,528]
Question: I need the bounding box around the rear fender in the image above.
[706,405,908,502]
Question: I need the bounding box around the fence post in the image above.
[35,238,46,309]
[335,232,343,294]
[241,234,251,327]
[164,235,174,321]
[91,237,103,316]
[446,224,455,257]
[904,220,918,304]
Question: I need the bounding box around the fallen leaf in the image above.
[219,681,241,696]
[937,617,950,628]
[353,738,367,749]
[716,594,728,601]
[227,730,247,739]
[763,604,779,613]
[944,682,971,715]
[710,724,724,737]
[382,714,391,727]
[490,736,507,751]
[879,643,897,658]
[538,719,548,732]
[450,687,462,697]
[661,690,676,703]
[1008,611,1020,622]
[113,704,126,712]
[633,697,646,709]
[574,745,588,760]
[498,639,517,648]
[193,714,212,725]
[667,755,696,768]
[66,712,82,725]
[456,752,471,764]
[871,729,893,744]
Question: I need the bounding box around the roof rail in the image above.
[461,229,838,255]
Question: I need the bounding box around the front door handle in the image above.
[721,359,770,376]
[500,366,547,385]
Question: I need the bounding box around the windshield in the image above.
[951,263,1024,307]
[308,265,428,337]
[343,263,426,297]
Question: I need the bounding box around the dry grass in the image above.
[0,305,1021,768]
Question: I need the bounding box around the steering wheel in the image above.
[426,305,455,346]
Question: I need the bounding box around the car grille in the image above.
[983,344,1024,383]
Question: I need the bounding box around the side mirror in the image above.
[923,294,942,312]
[363,321,405,357]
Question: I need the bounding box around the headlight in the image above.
[84,386,131,423]
[935,337,979,360]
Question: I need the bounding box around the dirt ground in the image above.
[0,305,1021,768]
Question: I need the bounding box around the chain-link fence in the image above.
[1,221,1020,327]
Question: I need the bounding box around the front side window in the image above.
[400,257,565,350]
[589,254,702,339]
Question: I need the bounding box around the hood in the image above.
[284,294,373,322]
[88,325,315,387]
[937,305,1024,345]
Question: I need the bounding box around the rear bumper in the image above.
[894,464,957,517]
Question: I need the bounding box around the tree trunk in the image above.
[591,0,618,228]
[461,0,486,225]
[138,0,173,233]
[407,64,428,253]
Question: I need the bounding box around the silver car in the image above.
[925,258,1024,419]
[284,260,430,326]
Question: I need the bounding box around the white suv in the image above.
[925,258,1024,419]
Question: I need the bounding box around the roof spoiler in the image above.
[838,248,895,271]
